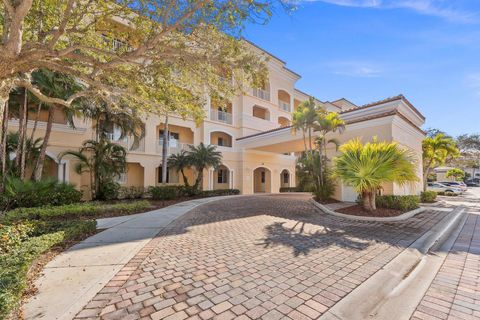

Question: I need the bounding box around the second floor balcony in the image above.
[253,88,270,101]
[279,100,291,112]
[210,109,233,125]
[156,139,191,155]
[106,133,145,152]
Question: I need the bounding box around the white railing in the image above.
[253,88,270,101]
[210,109,233,124]
[279,100,291,112]
[156,140,191,155]
[107,135,145,152]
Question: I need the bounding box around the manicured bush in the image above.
[1,178,82,211]
[279,187,299,193]
[375,195,420,211]
[98,181,120,200]
[118,186,145,199]
[0,220,96,319]
[148,186,182,200]
[1,200,151,224]
[198,189,240,197]
[437,191,458,197]
[420,191,437,203]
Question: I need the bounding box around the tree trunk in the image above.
[362,192,373,212]
[180,169,190,187]
[308,128,312,152]
[370,191,377,211]
[15,88,28,178]
[0,100,9,193]
[423,161,433,191]
[29,102,41,142]
[33,107,54,181]
[161,115,169,184]
[302,130,307,152]
[19,89,28,179]
[193,168,204,191]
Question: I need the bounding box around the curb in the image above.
[319,206,466,320]
[310,199,426,222]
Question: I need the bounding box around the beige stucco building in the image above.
[8,42,426,201]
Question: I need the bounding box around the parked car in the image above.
[465,179,480,187]
[439,181,467,192]
[427,182,463,194]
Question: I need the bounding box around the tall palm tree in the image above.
[188,143,222,191]
[292,97,319,152]
[313,111,346,185]
[60,139,126,200]
[168,150,191,186]
[422,134,459,190]
[31,69,84,181]
[334,138,418,212]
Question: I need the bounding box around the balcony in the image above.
[106,134,145,152]
[253,88,270,101]
[210,109,233,125]
[156,139,191,155]
[279,100,291,112]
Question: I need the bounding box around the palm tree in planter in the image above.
[60,139,127,200]
[334,139,418,212]
[168,150,192,187]
[188,143,222,191]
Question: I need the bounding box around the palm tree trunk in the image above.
[370,191,376,211]
[423,160,434,191]
[15,88,28,178]
[0,100,9,193]
[308,127,312,152]
[29,102,41,142]
[180,169,190,187]
[193,168,204,191]
[161,115,169,185]
[302,130,307,152]
[362,192,373,211]
[33,107,55,181]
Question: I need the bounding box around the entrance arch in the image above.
[253,167,271,193]
[280,169,291,188]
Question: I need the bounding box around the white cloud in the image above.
[328,61,383,77]
[306,0,477,23]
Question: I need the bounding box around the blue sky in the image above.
[243,0,480,136]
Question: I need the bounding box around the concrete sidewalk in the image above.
[23,195,237,320]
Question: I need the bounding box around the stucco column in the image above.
[229,170,234,189]
[140,162,157,188]
[143,119,158,154]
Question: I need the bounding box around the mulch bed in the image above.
[316,198,340,204]
[336,205,404,217]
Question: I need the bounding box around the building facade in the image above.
[8,42,426,200]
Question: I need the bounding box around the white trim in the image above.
[208,129,235,148]
[252,166,272,194]
[8,119,87,134]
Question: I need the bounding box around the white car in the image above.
[427,182,463,194]
[438,181,467,192]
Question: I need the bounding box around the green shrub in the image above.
[420,191,437,203]
[437,191,458,197]
[375,195,420,211]
[98,181,120,200]
[279,187,299,193]
[0,220,96,319]
[1,178,82,211]
[1,200,151,224]
[148,186,182,200]
[118,186,145,199]
[198,189,240,197]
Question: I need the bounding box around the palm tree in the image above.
[422,134,459,190]
[292,106,308,152]
[168,150,191,186]
[60,139,126,200]
[4,132,43,177]
[187,143,222,191]
[334,139,418,212]
[31,69,84,181]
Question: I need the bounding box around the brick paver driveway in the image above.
[76,194,448,320]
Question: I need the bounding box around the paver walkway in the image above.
[411,208,480,320]
[74,194,448,320]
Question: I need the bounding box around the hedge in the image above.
[1,200,151,224]
[420,191,437,203]
[0,220,96,319]
[437,191,458,197]
[197,189,240,197]
[375,195,420,212]
[279,187,299,193]
[148,185,240,200]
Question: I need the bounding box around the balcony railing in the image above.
[252,88,270,101]
[106,134,145,152]
[279,100,291,112]
[156,140,191,155]
[210,109,233,124]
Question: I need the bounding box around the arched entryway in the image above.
[253,167,271,193]
[213,164,232,189]
[280,169,290,188]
